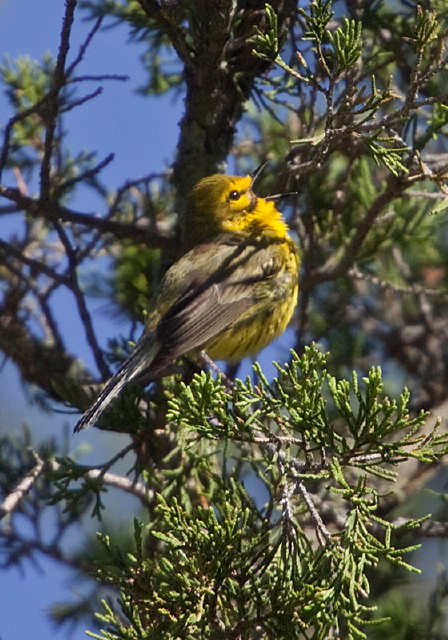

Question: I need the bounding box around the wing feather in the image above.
[149,235,285,372]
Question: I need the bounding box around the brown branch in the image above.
[0,238,69,286]
[0,306,92,400]
[0,452,45,520]
[54,151,114,196]
[40,0,77,199]
[308,177,399,288]
[53,219,110,379]
[66,15,103,77]
[169,0,297,215]
[37,285,67,355]
[0,451,154,521]
[70,74,129,83]
[0,185,177,255]
[58,85,104,114]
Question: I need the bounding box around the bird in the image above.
[74,171,299,432]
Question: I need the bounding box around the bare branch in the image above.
[53,219,110,379]
[309,177,399,287]
[295,480,331,544]
[0,450,154,522]
[0,185,177,255]
[0,94,49,182]
[40,0,77,198]
[348,266,448,298]
[81,469,154,508]
[54,152,114,196]
[66,15,104,77]
[0,238,69,286]
[0,451,45,520]
[0,306,91,399]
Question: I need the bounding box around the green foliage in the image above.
[113,245,162,320]
[327,18,362,73]
[1,54,56,112]
[299,0,334,44]
[4,349,447,638]
[2,0,448,638]
[363,135,409,177]
[0,55,57,171]
[251,3,279,61]
[412,6,441,51]
[170,345,448,474]
[354,75,398,121]
[77,346,448,639]
[50,456,109,520]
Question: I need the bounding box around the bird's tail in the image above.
[74,335,157,433]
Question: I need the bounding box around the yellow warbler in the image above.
[74,173,299,432]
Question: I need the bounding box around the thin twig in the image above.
[66,15,103,77]
[311,178,398,286]
[349,266,448,298]
[0,450,154,522]
[0,185,177,254]
[96,442,136,475]
[296,480,331,544]
[37,285,67,354]
[53,219,110,379]
[199,350,233,388]
[136,0,193,70]
[54,152,115,196]
[40,0,77,198]
[83,469,154,508]
[70,74,129,83]
[59,86,104,114]
[0,238,69,286]
[0,94,49,182]
[0,452,45,520]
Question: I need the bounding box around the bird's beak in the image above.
[250,161,269,189]
[265,192,299,201]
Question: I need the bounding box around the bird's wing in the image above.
[74,236,290,430]
[151,236,284,369]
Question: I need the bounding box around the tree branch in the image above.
[0,451,45,520]
[0,451,154,521]
[0,185,177,254]
[40,0,77,199]
[0,306,92,400]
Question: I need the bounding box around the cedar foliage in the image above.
[2,1,448,638]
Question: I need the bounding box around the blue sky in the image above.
[1,2,446,638]
[0,1,182,638]
[0,3,290,637]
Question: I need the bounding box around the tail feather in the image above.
[74,336,157,432]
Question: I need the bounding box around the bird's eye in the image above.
[228,190,241,201]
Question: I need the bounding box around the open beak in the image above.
[251,162,298,200]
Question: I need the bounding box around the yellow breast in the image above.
[205,239,299,362]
